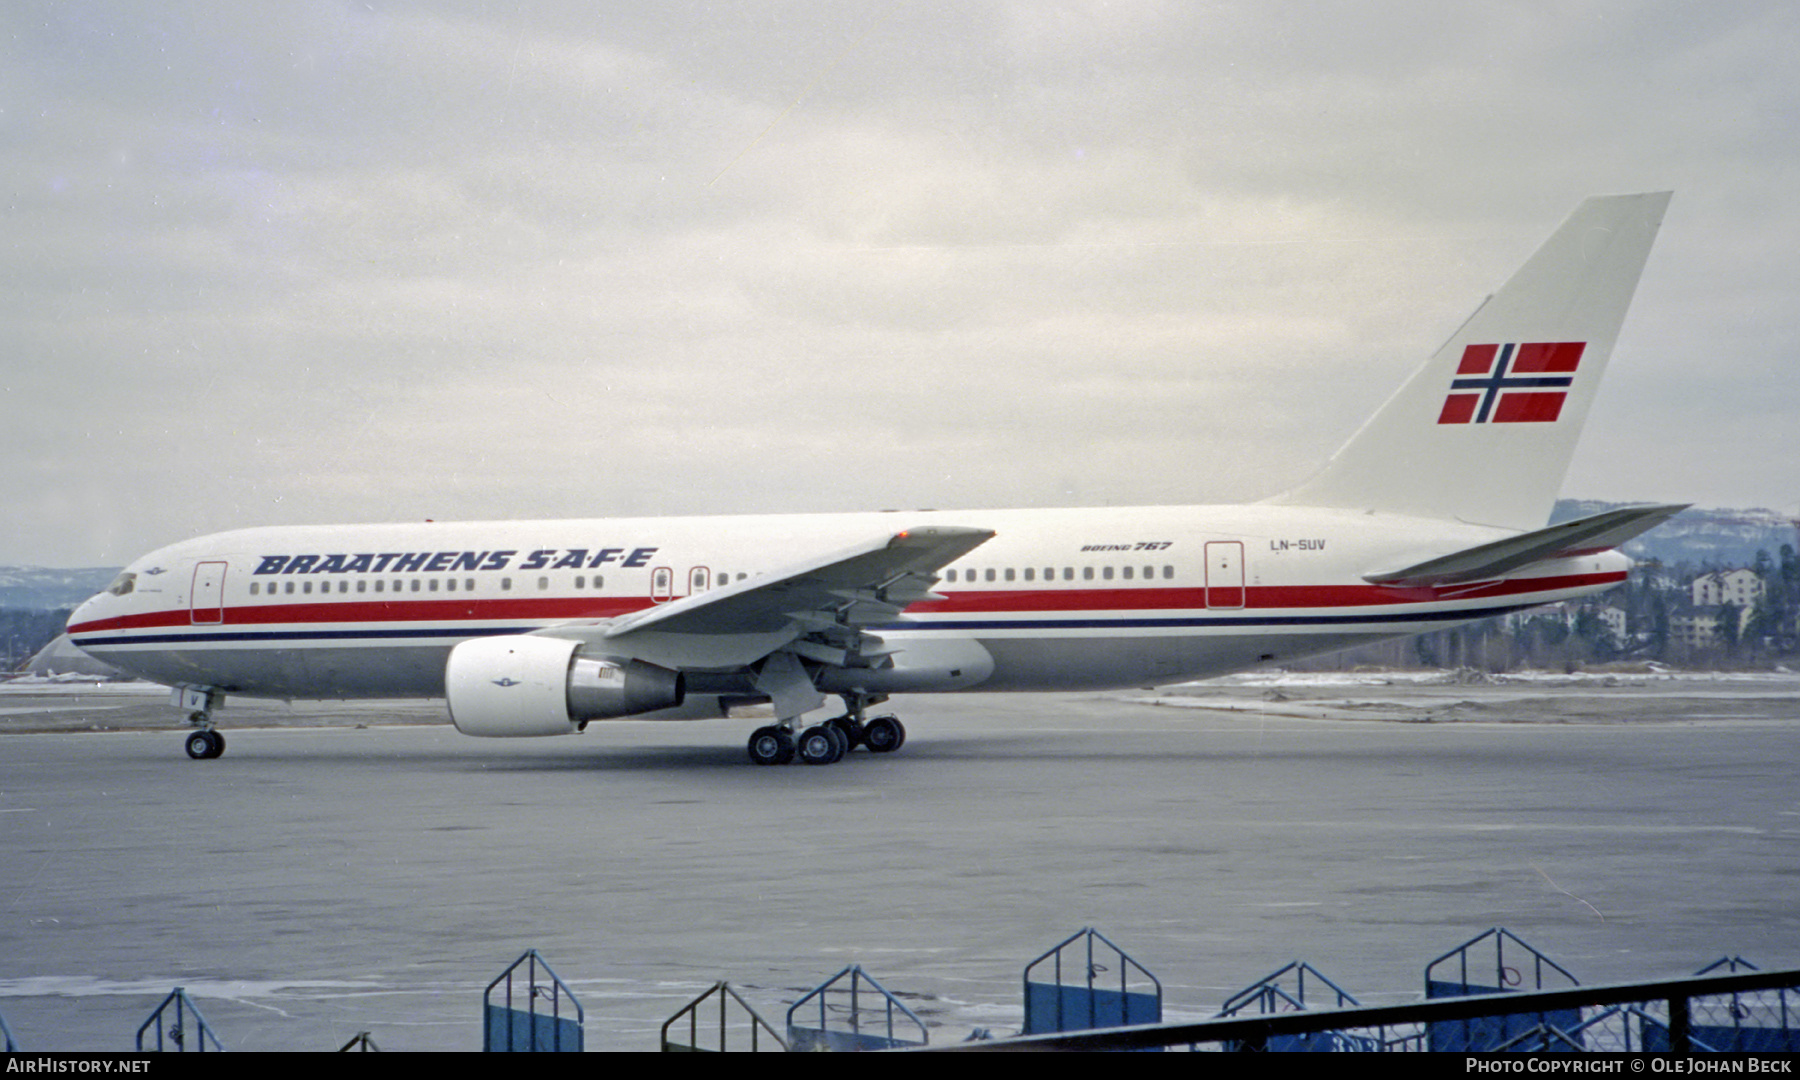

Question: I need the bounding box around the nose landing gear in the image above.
[176,688,227,759]
[184,724,226,760]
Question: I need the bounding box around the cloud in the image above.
[4,1,1799,564]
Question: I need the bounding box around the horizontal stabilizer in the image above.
[1364,503,1687,587]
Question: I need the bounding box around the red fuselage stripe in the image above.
[66,572,1626,636]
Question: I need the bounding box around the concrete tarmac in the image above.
[1,674,1796,1051]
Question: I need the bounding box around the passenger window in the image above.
[357,580,366,593]
[446,578,456,591]
[574,575,584,589]
[500,577,511,591]
[249,583,259,596]
[1064,567,1074,581]
[1122,566,1134,580]
[411,579,421,592]
[538,577,549,590]
[985,569,996,582]
[1023,568,1034,582]
[1163,565,1173,579]
[1103,567,1114,580]
[1082,567,1094,581]
[302,581,312,594]
[1005,568,1015,582]
[466,578,475,591]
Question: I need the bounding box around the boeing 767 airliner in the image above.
[67,192,1680,766]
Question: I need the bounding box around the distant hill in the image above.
[21,632,127,678]
[1554,500,1795,568]
[0,566,120,611]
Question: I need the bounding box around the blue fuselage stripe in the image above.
[71,602,1539,649]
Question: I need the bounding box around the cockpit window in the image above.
[106,572,136,597]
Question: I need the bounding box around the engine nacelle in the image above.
[446,634,685,737]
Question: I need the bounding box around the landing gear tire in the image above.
[864,716,905,753]
[747,726,795,766]
[184,729,224,760]
[798,724,844,765]
[826,716,861,751]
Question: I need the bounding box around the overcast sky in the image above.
[4,1,1796,567]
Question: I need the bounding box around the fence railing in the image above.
[925,966,1800,1052]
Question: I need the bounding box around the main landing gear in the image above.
[745,694,907,766]
[746,725,795,766]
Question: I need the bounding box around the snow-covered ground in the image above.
[0,676,165,692]
[1204,667,1800,689]
[1131,668,1800,725]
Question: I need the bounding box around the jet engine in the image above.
[445,634,685,737]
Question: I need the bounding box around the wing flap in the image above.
[1364,503,1686,588]
[533,525,993,671]
[604,524,992,638]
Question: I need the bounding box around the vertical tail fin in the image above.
[1271,192,1670,531]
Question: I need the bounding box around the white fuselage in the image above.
[66,504,1629,708]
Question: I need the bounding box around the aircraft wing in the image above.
[1364,504,1687,588]
[534,525,995,670]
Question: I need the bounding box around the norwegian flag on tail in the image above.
[1437,342,1586,424]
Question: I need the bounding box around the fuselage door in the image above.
[688,566,711,594]
[190,561,228,624]
[651,566,675,604]
[1204,542,1245,609]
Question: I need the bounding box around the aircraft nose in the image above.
[68,591,104,631]
[69,570,131,631]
